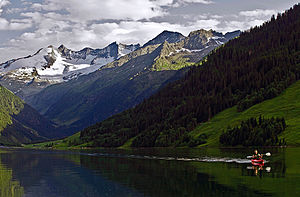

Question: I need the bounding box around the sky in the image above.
[0,0,298,62]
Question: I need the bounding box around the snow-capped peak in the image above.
[0,42,140,83]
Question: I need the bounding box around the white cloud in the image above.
[94,21,193,45]
[152,0,174,6]
[239,9,277,18]
[30,3,43,11]
[191,19,220,31]
[0,46,32,62]
[222,20,247,32]
[0,0,295,63]
[0,0,10,15]
[222,19,268,33]
[179,0,213,4]
[0,16,203,62]
[29,0,213,22]
[217,9,278,32]
[5,20,194,52]
[0,17,32,30]
[33,0,169,22]
[247,19,266,28]
[5,7,22,14]
[0,0,32,30]
[8,19,32,30]
[0,17,8,28]
[21,12,43,23]
[173,0,213,7]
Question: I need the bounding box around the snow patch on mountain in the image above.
[0,42,140,83]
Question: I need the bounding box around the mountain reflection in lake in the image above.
[0,147,299,197]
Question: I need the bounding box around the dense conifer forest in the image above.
[219,116,287,146]
[79,4,300,147]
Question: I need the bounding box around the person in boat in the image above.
[252,149,263,159]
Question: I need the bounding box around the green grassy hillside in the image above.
[118,80,300,148]
[190,80,300,146]
[123,80,300,147]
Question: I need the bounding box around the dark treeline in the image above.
[80,4,300,147]
[219,116,287,146]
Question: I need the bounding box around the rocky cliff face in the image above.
[142,30,185,47]
[183,29,240,50]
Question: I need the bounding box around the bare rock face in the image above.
[183,29,240,50]
[143,30,185,47]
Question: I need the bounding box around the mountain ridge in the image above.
[0,42,140,100]
[142,30,185,48]
[0,28,240,141]
[66,4,300,148]
[25,29,240,135]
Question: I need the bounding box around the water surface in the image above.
[0,147,299,197]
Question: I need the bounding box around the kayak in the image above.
[251,159,264,163]
[251,159,264,165]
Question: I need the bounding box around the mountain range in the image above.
[0,42,140,100]
[0,29,240,139]
[1,3,299,149]
[57,4,299,148]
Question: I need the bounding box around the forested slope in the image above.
[76,4,300,147]
[0,85,58,145]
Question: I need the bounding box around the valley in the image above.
[0,29,240,140]
[61,4,299,149]
[0,1,299,197]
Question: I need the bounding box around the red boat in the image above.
[251,159,264,166]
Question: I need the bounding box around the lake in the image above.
[0,147,299,197]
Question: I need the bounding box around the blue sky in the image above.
[0,0,298,62]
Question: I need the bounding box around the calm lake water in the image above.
[0,147,299,197]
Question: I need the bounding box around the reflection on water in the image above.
[243,156,286,178]
[0,149,143,197]
[0,147,299,197]
[0,150,23,197]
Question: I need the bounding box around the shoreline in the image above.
[0,144,293,152]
